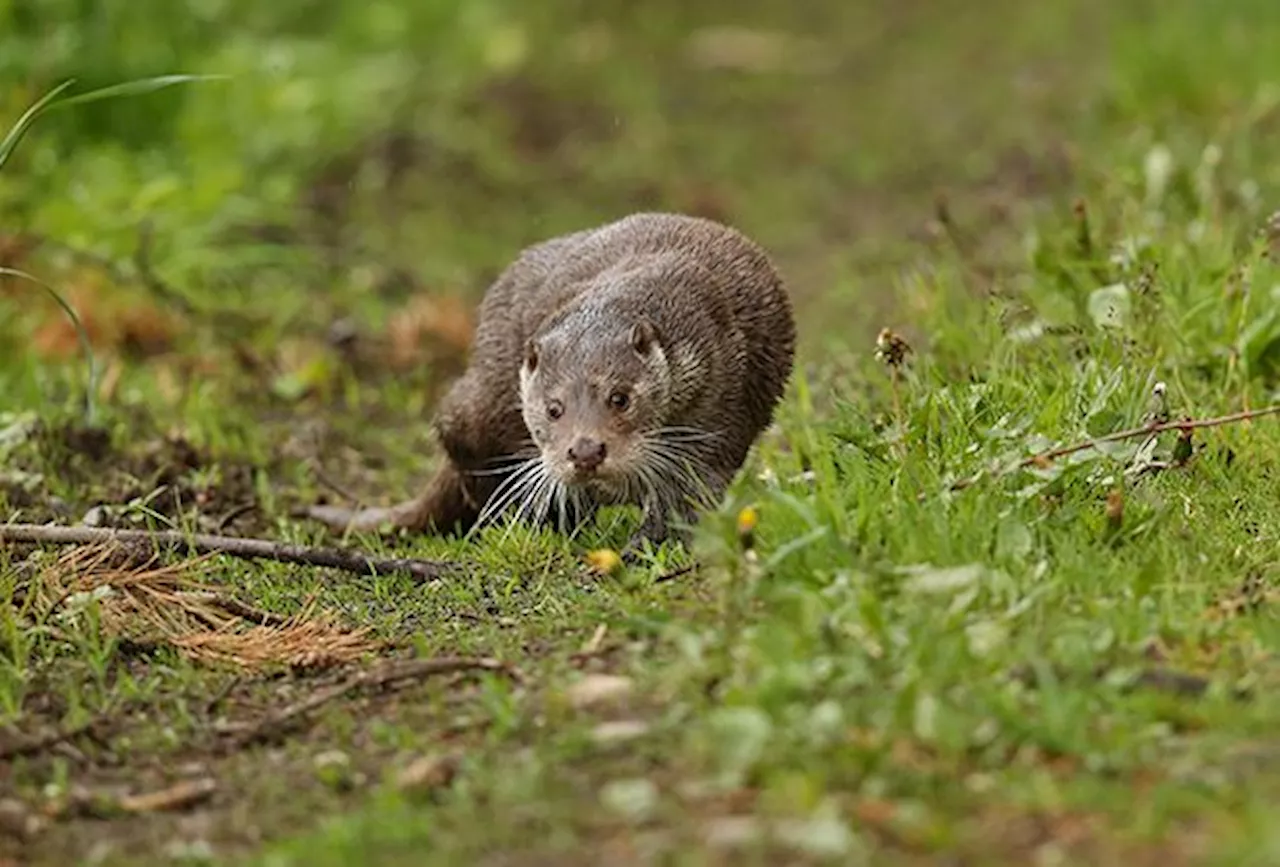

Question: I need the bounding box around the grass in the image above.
[4,0,1280,864]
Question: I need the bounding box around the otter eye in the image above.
[608,391,630,411]
[547,400,564,421]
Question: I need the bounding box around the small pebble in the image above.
[0,797,44,840]
[590,719,651,745]
[395,752,461,797]
[564,674,634,710]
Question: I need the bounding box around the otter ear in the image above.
[524,339,539,372]
[630,320,658,357]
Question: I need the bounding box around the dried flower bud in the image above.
[875,328,912,368]
[1145,381,1170,426]
[1105,488,1124,531]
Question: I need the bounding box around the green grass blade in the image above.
[51,74,228,109]
[0,79,77,172]
[0,74,226,173]
[0,266,97,424]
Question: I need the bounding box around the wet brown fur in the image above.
[306,212,795,550]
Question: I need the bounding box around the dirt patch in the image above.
[0,416,265,536]
[2,642,516,866]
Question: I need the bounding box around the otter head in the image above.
[519,317,672,494]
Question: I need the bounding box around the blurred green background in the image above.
[0,0,1150,355]
[1,0,1279,452]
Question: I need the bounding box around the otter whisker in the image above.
[470,480,536,540]
[544,479,562,526]
[638,443,719,511]
[573,487,592,537]
[475,461,539,521]
[503,465,556,544]
[470,459,545,536]
[515,464,554,525]
[632,461,673,545]
[651,426,725,444]
[641,437,716,482]
[465,458,540,478]
[647,442,718,477]
[555,480,569,535]
[465,443,541,477]
[645,432,716,458]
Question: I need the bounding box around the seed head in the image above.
[875,328,912,368]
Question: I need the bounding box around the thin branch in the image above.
[948,404,1280,493]
[117,778,218,814]
[0,523,458,583]
[223,656,519,748]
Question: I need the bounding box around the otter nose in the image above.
[568,437,607,472]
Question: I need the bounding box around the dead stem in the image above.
[947,404,1280,493]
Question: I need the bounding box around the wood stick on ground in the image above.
[0,523,458,583]
[118,778,218,814]
[225,656,520,748]
[947,404,1280,493]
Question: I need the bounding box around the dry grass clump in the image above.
[32,543,379,671]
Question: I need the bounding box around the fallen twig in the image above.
[118,778,217,813]
[947,404,1280,493]
[0,523,458,582]
[223,656,519,748]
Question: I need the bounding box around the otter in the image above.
[305,212,795,556]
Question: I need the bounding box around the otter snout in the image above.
[567,437,607,473]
